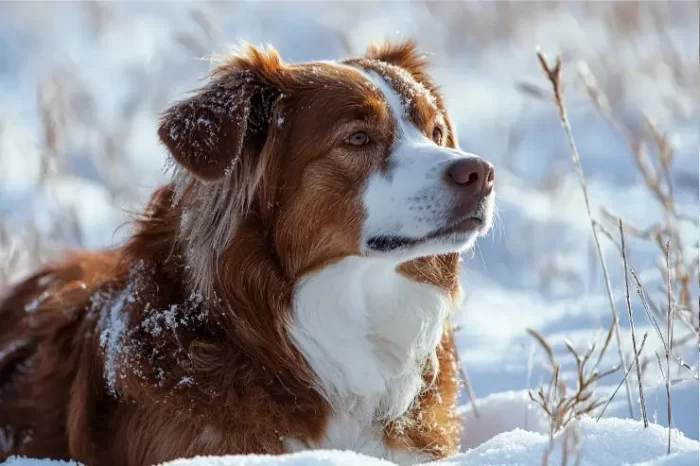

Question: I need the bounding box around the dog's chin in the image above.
[364,215,489,261]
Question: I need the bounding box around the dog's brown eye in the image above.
[432,127,443,145]
[347,131,370,146]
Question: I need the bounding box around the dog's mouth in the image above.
[366,215,484,253]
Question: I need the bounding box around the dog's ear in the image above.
[158,46,287,183]
[366,40,431,84]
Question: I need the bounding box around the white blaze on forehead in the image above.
[360,70,424,142]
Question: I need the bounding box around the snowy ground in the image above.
[0,2,698,466]
[3,418,699,466]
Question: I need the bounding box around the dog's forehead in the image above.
[297,60,434,106]
[338,59,442,132]
[295,60,376,91]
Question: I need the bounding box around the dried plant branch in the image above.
[528,322,620,437]
[653,352,672,457]
[620,219,648,427]
[631,269,698,380]
[560,422,582,466]
[453,324,480,418]
[536,49,634,417]
[592,317,616,372]
[664,241,673,454]
[599,208,668,245]
[528,328,557,368]
[597,332,649,421]
[459,364,480,419]
[579,60,695,313]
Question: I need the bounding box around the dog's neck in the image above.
[288,256,458,422]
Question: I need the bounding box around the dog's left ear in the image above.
[366,40,432,86]
[158,46,287,185]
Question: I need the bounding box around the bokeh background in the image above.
[0,0,698,453]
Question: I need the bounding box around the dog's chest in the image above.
[286,257,455,462]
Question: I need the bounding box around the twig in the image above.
[459,365,480,419]
[453,324,480,418]
[665,241,673,454]
[537,49,634,417]
[540,364,561,466]
[527,328,557,368]
[525,342,536,429]
[528,323,620,439]
[597,332,649,421]
[592,317,616,372]
[620,219,648,427]
[579,60,695,317]
[560,422,582,466]
[631,269,699,380]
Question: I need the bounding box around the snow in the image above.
[94,262,143,394]
[458,391,550,450]
[441,418,699,466]
[2,461,80,466]
[0,2,698,466]
[163,451,395,466]
[2,419,698,466]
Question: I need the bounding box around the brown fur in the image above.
[0,41,462,465]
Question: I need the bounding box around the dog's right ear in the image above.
[158,46,287,183]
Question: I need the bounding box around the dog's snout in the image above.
[445,158,495,197]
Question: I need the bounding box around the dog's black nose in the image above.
[445,158,495,198]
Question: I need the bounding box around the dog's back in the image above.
[0,252,118,461]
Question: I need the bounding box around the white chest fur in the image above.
[286,257,456,463]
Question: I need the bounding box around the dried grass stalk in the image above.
[597,333,649,421]
[528,326,619,435]
[664,241,673,454]
[619,219,648,426]
[536,49,634,417]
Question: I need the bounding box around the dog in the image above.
[0,41,495,466]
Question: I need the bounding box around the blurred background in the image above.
[0,0,697,445]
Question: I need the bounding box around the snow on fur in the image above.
[94,261,144,394]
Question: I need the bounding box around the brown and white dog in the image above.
[0,41,495,465]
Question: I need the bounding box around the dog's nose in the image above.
[445,158,495,197]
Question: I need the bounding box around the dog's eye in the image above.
[346,131,370,146]
[432,127,443,145]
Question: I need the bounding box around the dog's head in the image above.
[159,41,495,289]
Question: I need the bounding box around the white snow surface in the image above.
[2,418,698,466]
[0,2,698,466]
